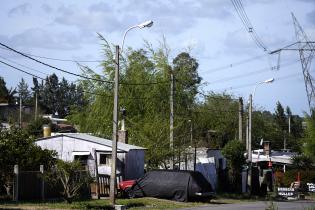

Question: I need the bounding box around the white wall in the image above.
[35,136,112,161]
[35,136,145,180]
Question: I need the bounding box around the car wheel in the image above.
[125,187,135,198]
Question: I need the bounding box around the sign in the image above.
[307,183,315,192]
[277,187,297,198]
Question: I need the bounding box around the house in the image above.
[179,147,227,191]
[35,133,146,180]
[251,141,296,171]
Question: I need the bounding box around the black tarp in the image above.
[131,170,213,202]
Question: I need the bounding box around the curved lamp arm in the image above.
[120,20,153,54]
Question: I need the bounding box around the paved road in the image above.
[180,200,315,210]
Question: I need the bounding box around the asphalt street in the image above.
[180,200,315,210]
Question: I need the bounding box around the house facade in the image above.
[35,133,146,180]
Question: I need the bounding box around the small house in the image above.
[35,133,146,180]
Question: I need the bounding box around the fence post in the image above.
[40,165,45,201]
[13,165,19,202]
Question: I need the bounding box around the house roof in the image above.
[251,149,296,165]
[36,133,145,152]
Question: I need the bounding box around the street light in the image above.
[247,77,274,193]
[110,20,153,206]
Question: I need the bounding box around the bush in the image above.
[283,169,315,190]
[222,140,246,192]
[45,160,93,203]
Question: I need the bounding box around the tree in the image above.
[26,117,52,138]
[0,129,56,196]
[45,160,92,203]
[303,112,315,161]
[222,140,246,192]
[17,78,31,105]
[275,101,286,131]
[38,74,85,118]
[69,37,201,168]
[193,93,239,148]
[0,76,16,104]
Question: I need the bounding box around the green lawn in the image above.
[0,197,216,210]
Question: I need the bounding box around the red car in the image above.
[119,180,136,198]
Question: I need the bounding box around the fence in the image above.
[91,174,123,199]
[13,165,75,201]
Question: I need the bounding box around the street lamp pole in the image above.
[19,94,22,128]
[109,20,153,206]
[247,78,274,193]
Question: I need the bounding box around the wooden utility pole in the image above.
[247,94,253,193]
[19,95,22,128]
[239,97,243,142]
[110,45,119,205]
[35,92,38,120]
[170,69,174,169]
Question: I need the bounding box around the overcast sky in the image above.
[0,0,314,115]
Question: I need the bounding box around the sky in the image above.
[0,0,314,116]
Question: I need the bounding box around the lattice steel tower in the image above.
[292,13,315,112]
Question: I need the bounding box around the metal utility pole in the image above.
[239,97,243,142]
[110,45,119,205]
[170,69,174,169]
[19,95,22,128]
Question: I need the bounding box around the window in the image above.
[74,155,89,165]
[99,154,111,166]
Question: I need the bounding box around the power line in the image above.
[0,42,114,84]
[213,72,302,92]
[175,78,238,101]
[0,46,102,63]
[0,55,48,76]
[231,0,268,51]
[199,54,267,74]
[0,42,170,86]
[205,58,300,85]
[0,59,45,80]
[0,59,168,101]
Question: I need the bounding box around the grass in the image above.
[0,197,220,210]
[0,192,279,209]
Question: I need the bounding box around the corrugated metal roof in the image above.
[36,133,145,152]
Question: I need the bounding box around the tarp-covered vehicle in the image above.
[119,170,214,202]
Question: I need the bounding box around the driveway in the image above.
[180,200,315,210]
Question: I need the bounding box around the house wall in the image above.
[125,149,145,180]
[35,136,112,161]
[35,135,145,180]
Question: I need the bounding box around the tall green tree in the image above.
[303,112,315,161]
[38,74,84,118]
[69,37,202,168]
[0,76,16,104]
[17,78,31,105]
[275,101,286,131]
[192,93,239,148]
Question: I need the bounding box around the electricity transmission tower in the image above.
[292,13,315,112]
[270,13,315,112]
